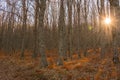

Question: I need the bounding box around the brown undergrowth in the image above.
[0,49,120,80]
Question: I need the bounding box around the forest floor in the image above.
[0,49,120,80]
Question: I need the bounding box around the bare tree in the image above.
[38,0,48,67]
[57,0,65,65]
[109,0,120,64]
[32,0,39,58]
[76,0,82,58]
[67,0,73,59]
[21,0,27,59]
[97,0,106,58]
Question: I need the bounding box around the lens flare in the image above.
[105,18,111,24]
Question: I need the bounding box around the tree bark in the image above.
[67,0,73,59]
[58,0,65,65]
[32,0,39,58]
[21,0,27,59]
[38,0,48,67]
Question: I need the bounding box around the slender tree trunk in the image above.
[77,0,82,59]
[32,0,39,58]
[67,0,73,60]
[99,0,105,58]
[0,23,3,50]
[0,12,5,50]
[38,0,48,67]
[21,0,27,59]
[109,0,120,67]
[83,0,88,57]
[57,0,65,65]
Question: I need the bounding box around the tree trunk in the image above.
[77,0,82,59]
[84,0,88,57]
[32,0,39,58]
[21,0,27,59]
[38,0,48,67]
[99,0,105,58]
[109,0,120,64]
[57,0,65,65]
[67,0,73,60]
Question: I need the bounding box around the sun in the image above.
[105,17,111,24]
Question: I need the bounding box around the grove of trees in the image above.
[0,0,120,67]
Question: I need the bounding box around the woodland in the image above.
[0,0,120,80]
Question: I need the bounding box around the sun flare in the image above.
[105,18,111,24]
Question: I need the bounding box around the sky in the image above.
[0,0,120,26]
